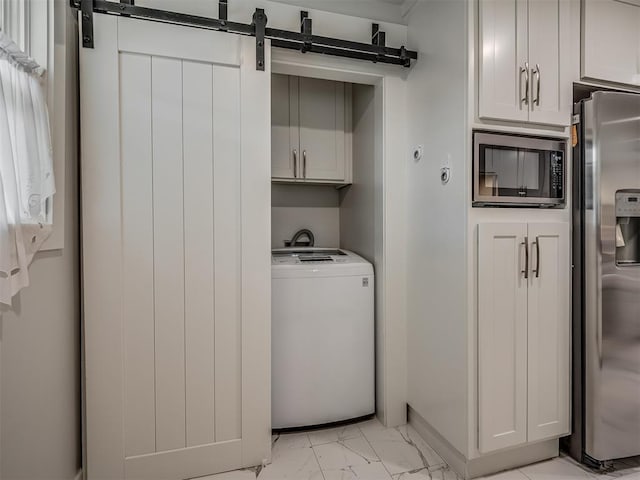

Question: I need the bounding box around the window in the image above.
[2,0,53,224]
[1,0,71,250]
[0,0,65,304]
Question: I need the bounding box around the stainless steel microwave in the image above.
[473,131,566,208]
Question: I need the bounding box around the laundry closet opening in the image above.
[270,70,382,430]
[271,76,377,255]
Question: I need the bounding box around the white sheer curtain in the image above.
[0,32,55,306]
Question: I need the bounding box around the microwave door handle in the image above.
[517,149,524,195]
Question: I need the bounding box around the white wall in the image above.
[340,82,392,423]
[0,4,80,479]
[272,184,341,248]
[405,0,470,456]
[269,0,407,25]
[340,84,376,263]
[137,0,409,47]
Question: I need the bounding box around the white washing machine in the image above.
[271,248,375,429]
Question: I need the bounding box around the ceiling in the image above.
[269,0,412,24]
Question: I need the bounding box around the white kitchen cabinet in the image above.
[526,222,570,442]
[478,223,529,453]
[478,0,529,123]
[478,0,571,126]
[298,77,347,181]
[477,222,570,454]
[582,0,640,87]
[271,74,351,184]
[271,74,299,180]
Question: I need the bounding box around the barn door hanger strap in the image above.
[253,8,267,70]
[74,0,255,48]
[71,0,418,70]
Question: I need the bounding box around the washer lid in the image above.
[273,248,345,263]
[271,247,374,278]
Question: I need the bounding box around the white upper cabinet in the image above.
[479,0,572,126]
[477,222,570,454]
[271,74,351,184]
[582,0,640,87]
[479,0,529,123]
[271,74,299,180]
[527,0,572,125]
[298,77,347,182]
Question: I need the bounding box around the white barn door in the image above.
[80,15,271,480]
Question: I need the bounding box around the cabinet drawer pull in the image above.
[293,149,297,178]
[532,236,540,278]
[303,150,307,179]
[521,237,529,279]
[533,63,541,107]
[520,62,530,107]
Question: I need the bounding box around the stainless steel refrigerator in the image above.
[570,91,640,467]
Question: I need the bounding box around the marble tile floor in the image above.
[198,418,640,480]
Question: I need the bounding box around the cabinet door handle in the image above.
[532,236,540,278]
[521,237,529,279]
[303,150,307,179]
[520,62,529,107]
[533,63,541,107]
[293,149,298,178]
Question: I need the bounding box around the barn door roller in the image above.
[253,8,267,70]
[70,0,418,71]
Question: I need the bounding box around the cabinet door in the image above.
[299,77,346,181]
[479,0,529,122]
[582,0,640,87]
[478,223,529,453]
[271,74,299,179]
[528,0,571,126]
[527,223,570,442]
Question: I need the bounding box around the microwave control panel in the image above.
[550,152,564,198]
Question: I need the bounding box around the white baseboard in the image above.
[408,406,559,479]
